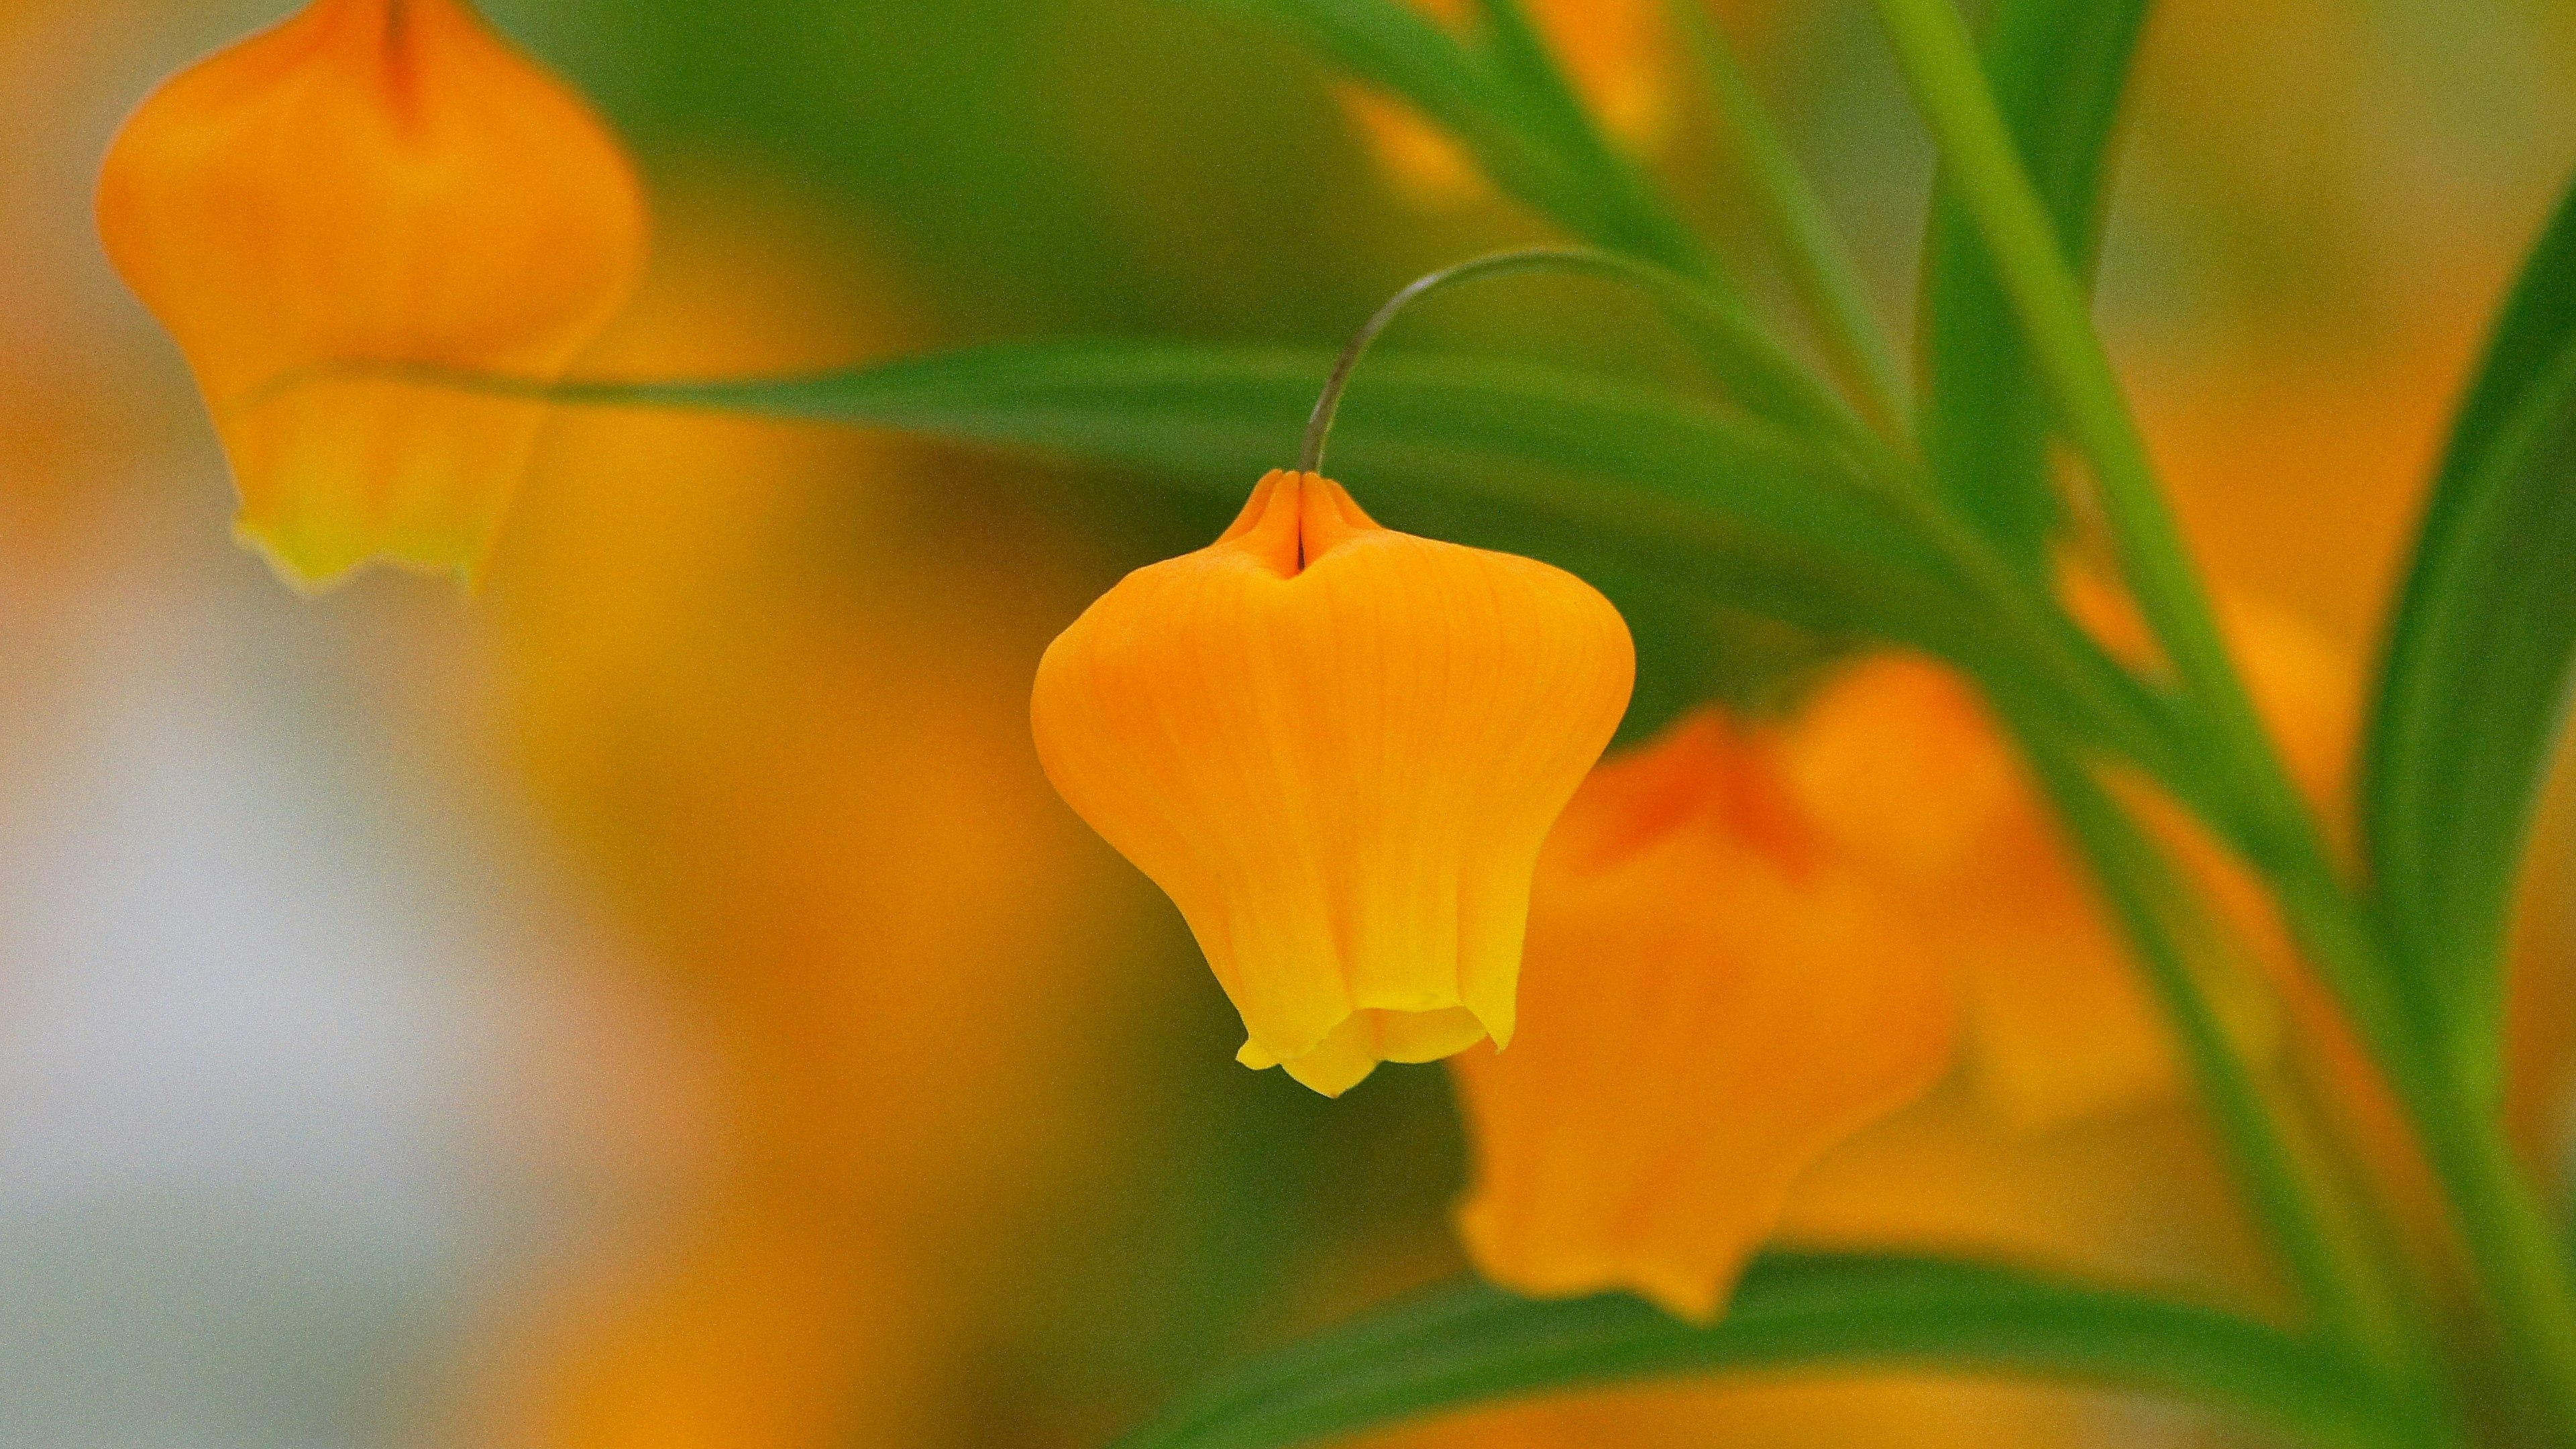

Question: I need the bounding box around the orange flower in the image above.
[97,0,649,588]
[1031,470,1634,1096]
[1779,583,2349,1132]
[1450,710,1958,1320]
[1344,0,1684,206]
[1778,655,2176,1129]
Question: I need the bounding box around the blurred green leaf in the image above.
[568,338,1928,570]
[551,339,2151,752]
[1915,0,2151,567]
[2363,173,2576,1096]
[1464,0,1717,276]
[1185,0,1580,217]
[1108,1256,2411,1449]
[1668,0,1910,438]
[1180,0,1713,276]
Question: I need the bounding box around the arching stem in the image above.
[1301,246,1870,476]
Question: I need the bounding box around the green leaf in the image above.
[1184,0,1596,231]
[1915,0,2152,567]
[1111,1256,2413,1449]
[549,340,2129,746]
[1462,0,1717,276]
[2363,173,2576,1094]
[569,339,1899,563]
[1179,0,1713,278]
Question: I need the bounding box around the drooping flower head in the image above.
[1450,709,1959,1320]
[1032,470,1634,1095]
[98,0,650,588]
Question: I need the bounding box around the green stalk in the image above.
[2273,858,2576,1436]
[2020,737,2410,1372]
[1864,0,2423,1159]
[1864,0,2398,1057]
[1863,0,2311,865]
[1665,0,1911,439]
[1867,0,2576,1428]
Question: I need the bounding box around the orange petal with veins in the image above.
[1032,470,1633,1095]
[1452,709,1958,1319]
[98,0,649,588]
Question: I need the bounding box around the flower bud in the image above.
[1450,710,1959,1320]
[97,0,649,588]
[1031,470,1634,1095]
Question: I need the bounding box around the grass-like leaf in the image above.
[2363,173,2576,1095]
[1112,1256,2415,1449]
[1914,0,2151,568]
[1188,0,1599,234]
[547,339,2151,753]
[1182,0,1714,277]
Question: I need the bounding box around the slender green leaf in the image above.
[1112,1256,2414,1449]
[1185,0,1601,238]
[567,339,1915,569]
[1915,0,2152,567]
[546,340,2147,759]
[1670,0,1909,438]
[1181,0,1713,277]
[2021,736,2400,1359]
[2363,174,2576,1095]
[1464,0,1717,276]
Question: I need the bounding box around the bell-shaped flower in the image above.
[97,0,650,588]
[1031,470,1633,1096]
[1450,709,1959,1321]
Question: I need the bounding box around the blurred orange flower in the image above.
[476,1208,943,1449]
[1779,584,2349,1133]
[1450,709,1957,1320]
[97,0,648,588]
[465,186,1134,1449]
[1032,470,1634,1095]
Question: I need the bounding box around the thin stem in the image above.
[1666,0,1910,439]
[2021,736,2407,1370]
[1301,246,1866,474]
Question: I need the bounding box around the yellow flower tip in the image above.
[97,0,651,588]
[1451,708,1960,1320]
[1032,469,1635,1096]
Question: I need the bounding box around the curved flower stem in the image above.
[1303,248,2231,830]
[1665,0,1911,440]
[1301,246,1854,474]
[1867,0,2576,1429]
